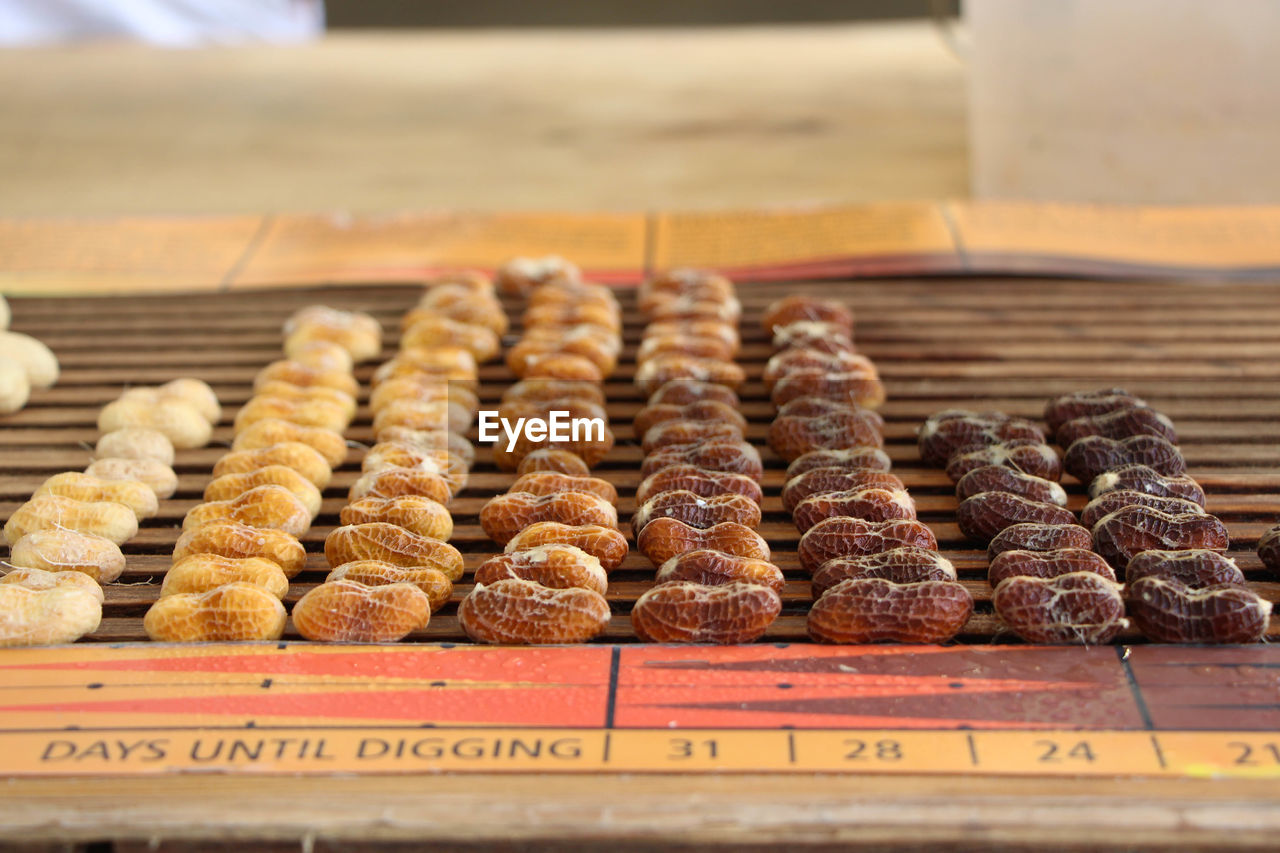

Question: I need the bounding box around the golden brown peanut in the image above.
[368,377,479,417]
[327,561,453,612]
[762,295,854,334]
[638,269,732,309]
[632,581,780,645]
[283,305,382,362]
[293,580,432,643]
[85,458,178,500]
[495,255,581,295]
[502,379,606,406]
[94,427,175,465]
[400,313,501,362]
[0,567,104,602]
[255,359,360,397]
[636,334,734,366]
[375,426,476,467]
[394,345,480,377]
[4,495,138,547]
[515,449,592,477]
[416,286,508,335]
[204,466,323,519]
[362,441,468,494]
[0,356,30,413]
[183,485,312,537]
[507,335,618,376]
[230,419,349,468]
[250,381,357,421]
[372,398,472,436]
[522,302,620,332]
[8,529,125,583]
[233,395,351,434]
[161,554,290,599]
[636,519,770,566]
[98,397,212,448]
[633,400,748,439]
[157,378,221,423]
[370,358,478,390]
[0,331,59,389]
[287,340,355,372]
[33,471,158,520]
[520,353,605,383]
[474,545,608,595]
[0,585,101,646]
[656,550,785,594]
[645,323,741,358]
[213,442,332,489]
[772,320,855,353]
[340,495,453,541]
[325,523,464,580]
[509,471,618,505]
[528,280,617,313]
[504,522,629,570]
[172,521,306,578]
[480,492,619,546]
[144,582,286,642]
[634,355,746,395]
[634,465,764,506]
[459,578,611,644]
[348,467,453,505]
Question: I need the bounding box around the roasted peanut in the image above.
[283,305,382,362]
[634,465,764,506]
[8,529,125,583]
[811,548,957,598]
[1087,463,1205,505]
[0,356,30,413]
[371,358,478,390]
[231,419,349,468]
[172,521,306,578]
[986,549,1117,587]
[1079,490,1205,530]
[808,579,973,645]
[414,287,507,335]
[955,492,1076,542]
[251,381,357,422]
[255,359,359,397]
[647,296,740,324]
[161,554,290,599]
[640,440,763,481]
[781,468,906,513]
[1092,506,1229,568]
[769,409,884,461]
[632,491,761,536]
[233,395,351,434]
[183,485,312,536]
[517,352,604,383]
[637,268,732,309]
[798,517,937,573]
[502,379,605,406]
[642,419,743,453]
[498,396,607,426]
[372,398,472,436]
[205,466,323,519]
[645,321,740,356]
[507,332,619,376]
[1259,524,1280,572]
[144,582,287,642]
[632,581,780,644]
[508,471,617,505]
[794,488,918,532]
[325,523,464,580]
[340,495,453,541]
[1125,549,1246,588]
[515,448,592,477]
[85,457,178,499]
[945,440,1062,483]
[636,519,769,566]
[0,567,103,601]
[4,494,138,546]
[213,442,332,489]
[288,340,354,373]
[377,426,476,467]
[636,334,734,365]
[368,378,478,418]
[772,320,855,354]
[955,465,1067,506]
[785,447,893,479]
[987,523,1093,560]
[479,492,618,546]
[633,400,748,439]
[655,550,785,594]
[400,314,501,363]
[474,545,608,595]
[762,295,853,334]
[1044,388,1146,435]
[94,427,175,465]
[293,580,432,643]
[392,344,480,378]
[33,472,158,520]
[634,355,745,395]
[522,303,620,332]
[496,255,581,295]
[0,585,101,646]
[992,572,1129,645]
[645,378,740,408]
[348,466,452,505]
[918,410,1045,467]
[0,331,59,389]
[459,578,611,644]
[504,522,629,570]
[777,396,879,419]
[363,441,468,494]
[769,370,886,409]
[326,561,453,611]
[1063,435,1186,483]
[98,397,211,448]
[762,349,877,390]
[491,423,615,471]
[528,280,619,314]
[1126,577,1271,644]
[1057,406,1178,446]
[426,269,496,294]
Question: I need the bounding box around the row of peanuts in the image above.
[628,271,783,643]
[142,309,375,641]
[758,297,975,644]
[463,260,625,643]
[1,378,220,645]
[0,294,60,414]
[294,277,503,642]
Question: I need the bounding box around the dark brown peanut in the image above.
[631,491,762,536]
[955,466,1067,506]
[1087,464,1206,505]
[810,547,957,598]
[772,321,855,354]
[640,441,763,481]
[992,572,1129,645]
[479,491,618,546]
[762,295,854,334]
[777,396,885,421]
[1126,577,1271,644]
[1080,490,1206,529]
[1259,524,1280,572]
[634,355,746,394]
[918,411,1045,467]
[987,523,1094,560]
[645,378,740,408]
[508,471,618,505]
[324,523,465,580]
[781,467,905,513]
[798,517,937,573]
[641,419,744,453]
[785,447,893,479]
[515,449,592,477]
[762,350,877,389]
[631,581,781,644]
[987,548,1117,587]
[1125,549,1246,588]
[793,488,916,532]
[956,492,1077,542]
[504,522,630,570]
[633,400,747,439]
[768,410,885,461]
[1091,506,1229,568]
[634,465,764,506]
[1044,388,1146,434]
[1056,406,1178,446]
[636,519,770,566]
[459,578,611,644]
[808,579,973,644]
[769,370,886,409]
[473,545,609,594]
[1063,435,1185,483]
[946,440,1062,482]
[655,550,785,594]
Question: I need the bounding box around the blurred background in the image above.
[0,0,1275,215]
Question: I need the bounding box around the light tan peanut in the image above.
[0,331,58,389]
[251,381,357,422]
[8,529,125,583]
[204,466,323,519]
[255,359,359,397]
[230,419,348,468]
[340,495,453,541]
[161,554,290,599]
[0,585,101,646]
[98,397,211,448]
[0,356,30,413]
[144,582,287,642]
[325,523,464,580]
[172,521,307,578]
[213,442,332,489]
[233,395,351,434]
[293,580,432,642]
[287,340,355,372]
[283,305,382,362]
[0,567,104,602]
[94,428,175,465]
[326,561,452,612]
[183,485,312,537]
[4,495,138,546]
[33,472,158,520]
[157,378,221,423]
[85,458,178,499]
